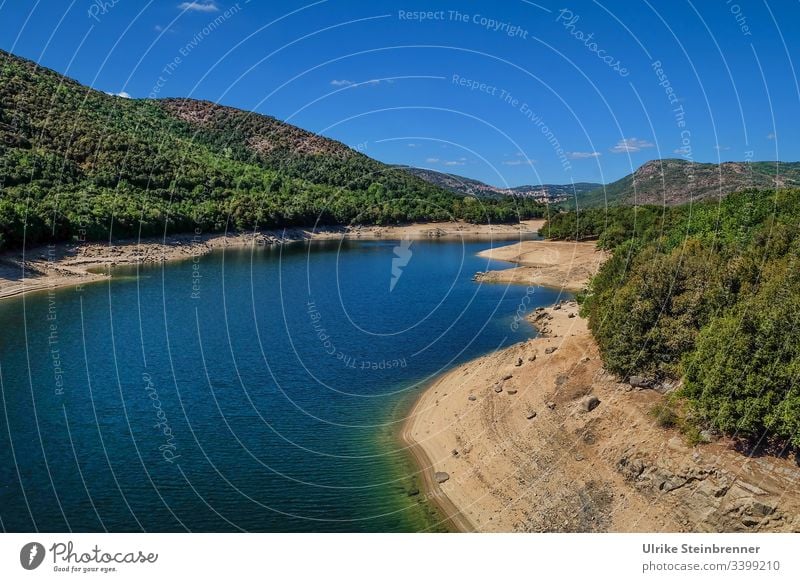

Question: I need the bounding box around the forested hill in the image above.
[579,158,800,207]
[0,49,544,251]
[543,187,800,449]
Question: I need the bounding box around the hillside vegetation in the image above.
[0,49,544,251]
[543,188,800,448]
[578,159,800,207]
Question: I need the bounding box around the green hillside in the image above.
[579,158,800,207]
[543,188,800,448]
[0,49,545,251]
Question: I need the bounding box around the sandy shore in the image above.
[404,245,800,532]
[0,220,544,302]
[474,239,608,291]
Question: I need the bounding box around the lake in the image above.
[0,237,564,532]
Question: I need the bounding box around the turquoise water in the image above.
[0,238,564,532]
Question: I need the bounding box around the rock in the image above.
[582,395,601,412]
[528,354,537,362]
[545,347,557,355]
[494,385,503,393]
[629,376,654,389]
[750,500,776,517]
[515,357,523,367]
[658,477,687,492]
[526,411,537,420]
[468,395,477,401]
[502,373,513,381]
[507,389,518,395]
[408,488,420,497]
[434,471,450,484]
[451,449,459,457]
[546,401,556,410]
[581,356,590,363]
[553,304,561,310]
[568,312,576,318]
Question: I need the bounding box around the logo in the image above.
[390,238,413,292]
[20,542,46,570]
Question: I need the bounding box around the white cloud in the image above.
[178,2,219,12]
[425,157,466,166]
[502,158,535,166]
[567,151,601,159]
[610,137,655,154]
[767,132,776,140]
[407,143,418,148]
[331,78,389,88]
[673,146,691,156]
[713,144,730,151]
[106,91,132,98]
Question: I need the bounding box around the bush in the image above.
[544,188,800,448]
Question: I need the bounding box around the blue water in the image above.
[0,238,563,532]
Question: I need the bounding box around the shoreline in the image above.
[399,237,605,532]
[400,392,477,533]
[402,240,800,532]
[400,300,590,532]
[474,239,608,292]
[0,220,544,303]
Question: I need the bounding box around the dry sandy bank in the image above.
[404,246,800,532]
[474,240,608,291]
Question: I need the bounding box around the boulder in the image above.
[515,357,523,367]
[582,395,601,412]
[434,471,450,484]
[468,395,477,401]
[507,389,518,395]
[494,384,503,393]
[629,376,654,389]
[568,312,576,318]
[545,347,557,355]
[502,373,513,381]
[526,411,537,420]
[546,401,556,410]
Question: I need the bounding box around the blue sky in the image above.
[1,0,798,187]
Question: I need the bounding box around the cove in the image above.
[0,237,564,532]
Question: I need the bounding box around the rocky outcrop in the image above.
[617,444,798,532]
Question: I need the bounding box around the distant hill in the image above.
[580,159,800,207]
[397,166,601,203]
[0,49,545,250]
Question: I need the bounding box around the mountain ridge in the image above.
[396,165,601,203]
[0,48,544,250]
[579,158,800,207]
